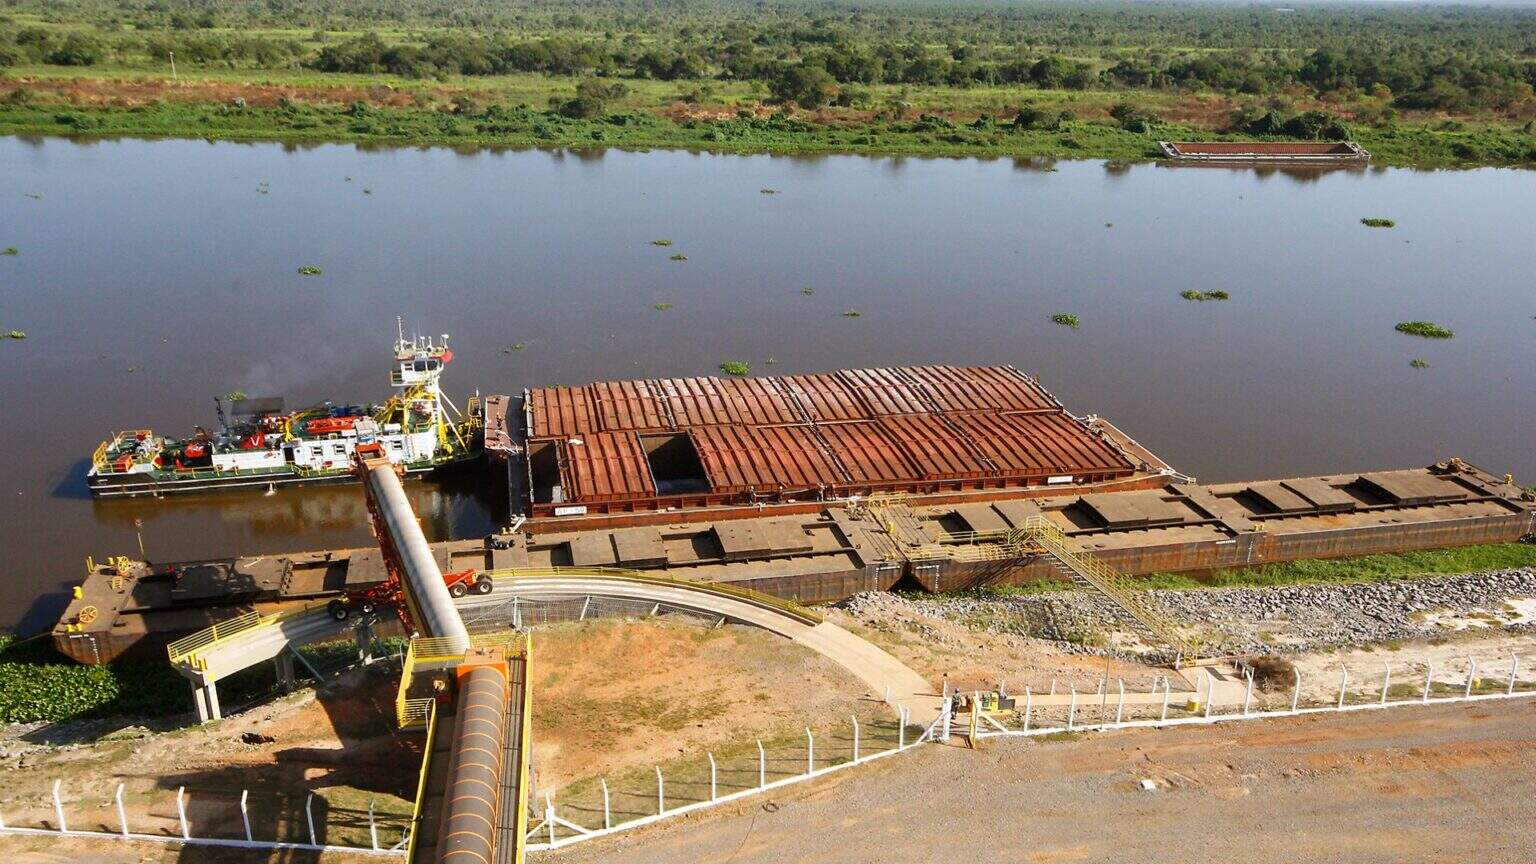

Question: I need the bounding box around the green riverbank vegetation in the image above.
[0,0,1534,166]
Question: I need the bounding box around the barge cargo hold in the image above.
[55,461,1535,665]
[485,365,1181,527]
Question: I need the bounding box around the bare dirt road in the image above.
[544,698,1536,864]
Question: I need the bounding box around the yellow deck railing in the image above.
[481,566,823,626]
[166,601,332,670]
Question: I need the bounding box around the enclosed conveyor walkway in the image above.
[358,455,532,864]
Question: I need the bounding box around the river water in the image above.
[2,136,1533,636]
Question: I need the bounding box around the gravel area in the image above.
[838,568,1536,658]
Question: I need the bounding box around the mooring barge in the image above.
[55,460,1535,665]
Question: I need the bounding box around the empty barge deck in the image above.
[56,460,1535,665]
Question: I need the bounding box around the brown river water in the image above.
[1,137,1533,636]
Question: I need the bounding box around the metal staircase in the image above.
[1017,516,1194,658]
[862,496,1194,658]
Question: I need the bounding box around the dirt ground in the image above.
[529,619,896,794]
[4,609,1533,862]
[0,661,421,855]
[544,697,1536,864]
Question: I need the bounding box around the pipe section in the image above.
[365,463,470,649]
[438,664,508,864]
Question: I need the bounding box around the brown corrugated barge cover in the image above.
[903,365,1059,414]
[562,431,657,502]
[526,386,597,438]
[691,425,845,493]
[658,375,802,427]
[816,420,923,484]
[776,373,866,422]
[592,379,670,433]
[947,411,1134,477]
[875,414,993,480]
[838,367,933,416]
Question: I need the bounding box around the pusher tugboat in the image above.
[87,322,482,497]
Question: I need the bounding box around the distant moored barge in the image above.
[1159,141,1370,162]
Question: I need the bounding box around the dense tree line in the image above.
[2,0,1535,116]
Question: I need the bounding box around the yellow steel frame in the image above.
[395,632,527,729]
[481,566,824,626]
[403,699,439,862]
[512,635,533,864]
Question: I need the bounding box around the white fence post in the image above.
[655,767,665,815]
[1338,667,1349,709]
[601,779,611,830]
[851,715,860,762]
[367,795,378,851]
[1292,669,1302,712]
[1067,686,1077,730]
[545,793,556,845]
[306,792,316,846]
[1381,662,1391,705]
[1049,678,1056,695]
[1510,655,1519,696]
[1024,686,1033,732]
[1204,672,1213,718]
[898,709,907,749]
[805,728,814,775]
[241,789,253,842]
[757,740,766,788]
[1161,678,1171,722]
[176,786,189,839]
[708,753,718,801]
[1423,660,1433,702]
[115,783,128,837]
[1115,679,1125,725]
[1465,659,1477,698]
[1243,671,1254,716]
[52,779,66,833]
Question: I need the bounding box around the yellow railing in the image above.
[91,440,111,471]
[403,699,440,862]
[395,632,527,728]
[1019,515,1194,656]
[166,601,331,670]
[482,566,824,626]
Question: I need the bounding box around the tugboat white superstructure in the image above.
[86,321,482,498]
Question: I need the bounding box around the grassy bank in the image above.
[949,542,1536,599]
[0,97,1533,168]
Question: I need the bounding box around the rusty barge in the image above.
[56,459,1535,665]
[51,364,1536,664]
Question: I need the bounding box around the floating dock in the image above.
[56,461,1535,665]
